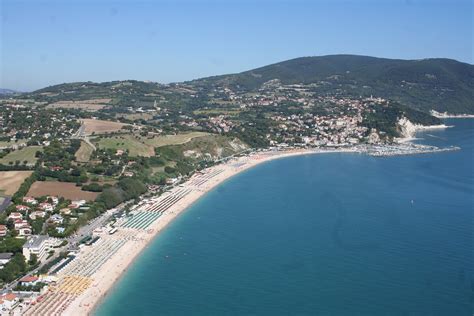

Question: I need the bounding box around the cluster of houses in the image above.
[0,100,79,149]
[269,97,377,147]
[5,196,63,238]
[2,196,90,238]
[169,80,391,147]
[0,274,58,313]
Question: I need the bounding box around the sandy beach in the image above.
[24,148,356,316]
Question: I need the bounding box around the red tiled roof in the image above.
[19,276,38,283]
[2,293,17,301]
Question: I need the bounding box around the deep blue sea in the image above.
[96,119,473,316]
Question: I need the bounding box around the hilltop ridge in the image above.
[192,55,474,114]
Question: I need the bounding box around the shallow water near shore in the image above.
[96,119,473,315]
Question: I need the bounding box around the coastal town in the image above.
[0,68,465,315]
[1,0,472,313]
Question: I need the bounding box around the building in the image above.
[69,200,86,209]
[22,236,59,262]
[0,293,19,311]
[29,210,46,220]
[49,214,64,225]
[23,196,38,205]
[0,225,7,237]
[19,275,39,287]
[47,196,59,206]
[14,219,29,230]
[59,208,71,215]
[0,253,13,266]
[18,226,32,237]
[38,203,54,212]
[8,212,23,220]
[15,205,30,212]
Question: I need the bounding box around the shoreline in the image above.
[22,139,461,315]
[430,111,474,119]
[61,147,356,315]
[396,123,452,143]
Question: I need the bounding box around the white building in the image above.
[0,293,18,311]
[22,236,60,262]
[0,253,13,266]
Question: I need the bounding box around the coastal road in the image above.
[66,211,112,248]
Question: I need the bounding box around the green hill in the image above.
[194,55,474,114]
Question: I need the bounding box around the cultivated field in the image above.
[0,171,33,195]
[193,109,241,116]
[47,99,111,111]
[0,146,42,166]
[81,119,129,135]
[27,181,99,201]
[115,112,155,121]
[75,141,95,162]
[96,132,209,157]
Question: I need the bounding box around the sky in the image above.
[1,0,472,91]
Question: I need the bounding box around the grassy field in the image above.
[0,171,34,196]
[96,135,155,157]
[75,141,95,162]
[96,132,209,157]
[82,119,130,135]
[0,146,42,166]
[27,181,99,201]
[142,132,209,147]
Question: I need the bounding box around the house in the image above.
[123,171,134,177]
[69,200,86,209]
[8,212,23,220]
[116,149,124,156]
[0,225,7,237]
[59,208,71,215]
[0,293,19,311]
[47,196,59,206]
[29,210,46,220]
[38,203,54,212]
[15,205,30,212]
[19,275,39,287]
[166,177,179,185]
[49,214,64,225]
[0,253,13,265]
[56,227,65,234]
[23,197,38,205]
[18,226,32,237]
[14,219,29,230]
[23,235,60,262]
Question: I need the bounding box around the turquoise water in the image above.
[96,119,473,315]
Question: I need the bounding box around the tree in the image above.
[6,219,14,231]
[28,254,38,266]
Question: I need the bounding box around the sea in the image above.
[96,119,473,316]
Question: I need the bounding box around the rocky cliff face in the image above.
[397,116,449,141]
[397,117,418,139]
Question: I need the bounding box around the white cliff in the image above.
[396,116,451,142]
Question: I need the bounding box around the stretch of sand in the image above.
[62,148,356,315]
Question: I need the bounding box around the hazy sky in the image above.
[1,0,472,91]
